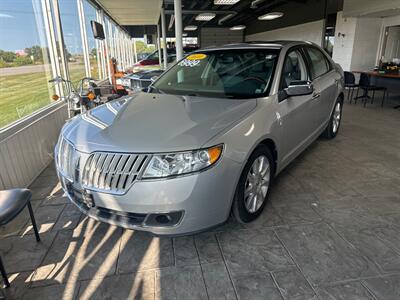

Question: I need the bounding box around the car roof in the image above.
[200,40,314,51]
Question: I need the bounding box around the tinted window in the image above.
[305,47,331,79]
[153,49,280,99]
[280,49,308,89]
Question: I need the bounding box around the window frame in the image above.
[302,45,333,80]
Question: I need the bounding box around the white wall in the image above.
[343,0,400,17]
[200,28,243,48]
[332,11,383,71]
[332,11,358,71]
[245,20,324,46]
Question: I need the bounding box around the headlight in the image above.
[142,144,223,179]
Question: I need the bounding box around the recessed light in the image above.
[184,25,198,31]
[258,12,283,20]
[214,0,240,5]
[182,32,188,37]
[195,13,216,21]
[230,25,246,30]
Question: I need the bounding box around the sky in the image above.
[0,0,95,53]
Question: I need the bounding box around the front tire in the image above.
[322,98,342,139]
[232,145,274,223]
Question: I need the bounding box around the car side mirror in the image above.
[285,80,313,97]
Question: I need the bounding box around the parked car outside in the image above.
[133,47,198,68]
[120,69,164,92]
[55,41,344,235]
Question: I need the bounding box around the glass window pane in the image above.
[305,47,330,79]
[280,50,308,89]
[58,0,85,84]
[0,0,55,128]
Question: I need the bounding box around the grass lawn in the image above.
[0,66,86,129]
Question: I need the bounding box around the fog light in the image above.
[155,215,171,224]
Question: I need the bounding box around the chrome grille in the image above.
[82,152,149,194]
[57,136,76,181]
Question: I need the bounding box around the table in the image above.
[352,71,400,108]
[353,70,400,79]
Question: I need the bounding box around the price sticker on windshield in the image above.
[179,53,207,67]
[186,53,207,61]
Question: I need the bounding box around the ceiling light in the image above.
[195,13,216,21]
[230,25,246,30]
[214,0,240,5]
[182,33,188,37]
[258,12,284,20]
[184,25,198,31]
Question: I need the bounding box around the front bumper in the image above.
[58,155,242,235]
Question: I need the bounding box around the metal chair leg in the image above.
[371,90,375,104]
[0,256,10,288]
[27,201,40,242]
[355,88,359,104]
[363,91,368,107]
[350,88,355,103]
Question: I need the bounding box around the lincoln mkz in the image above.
[55,41,344,235]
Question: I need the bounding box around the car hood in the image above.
[62,93,257,153]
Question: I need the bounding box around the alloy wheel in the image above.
[332,102,341,133]
[244,155,270,213]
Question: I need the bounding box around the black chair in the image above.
[355,73,387,107]
[344,71,359,102]
[0,189,40,288]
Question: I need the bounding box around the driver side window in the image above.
[280,49,308,90]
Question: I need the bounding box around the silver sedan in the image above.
[55,41,344,235]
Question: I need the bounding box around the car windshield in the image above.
[152,49,280,99]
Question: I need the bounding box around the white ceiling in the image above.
[96,0,163,25]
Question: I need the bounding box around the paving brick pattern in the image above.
[1,101,400,299]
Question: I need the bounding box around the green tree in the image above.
[0,50,16,62]
[134,40,155,54]
[14,56,32,66]
[25,45,43,63]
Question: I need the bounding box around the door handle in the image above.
[312,92,321,100]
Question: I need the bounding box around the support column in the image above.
[161,7,168,69]
[174,0,183,61]
[52,0,69,81]
[77,0,91,77]
[157,24,162,67]
[133,38,137,64]
[38,0,62,97]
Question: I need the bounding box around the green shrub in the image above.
[14,56,33,66]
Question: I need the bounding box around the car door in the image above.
[303,46,338,130]
[278,47,320,165]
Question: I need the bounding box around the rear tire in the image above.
[232,145,274,223]
[322,98,342,139]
